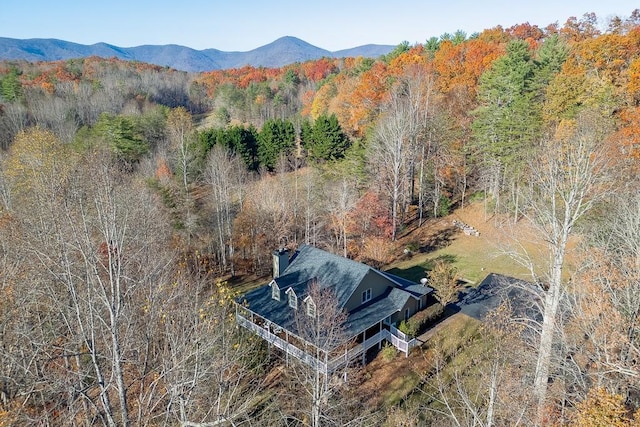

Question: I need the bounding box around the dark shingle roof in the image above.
[379,271,433,297]
[239,284,298,332]
[274,244,371,308]
[343,287,410,337]
[237,244,434,349]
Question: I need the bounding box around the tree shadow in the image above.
[385,265,429,282]
[423,254,457,269]
[386,254,459,282]
[418,225,458,253]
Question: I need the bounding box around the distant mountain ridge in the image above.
[0,36,396,72]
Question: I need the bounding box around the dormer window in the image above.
[271,281,280,301]
[287,289,298,309]
[361,288,372,303]
[306,297,316,318]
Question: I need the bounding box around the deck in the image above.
[236,309,417,374]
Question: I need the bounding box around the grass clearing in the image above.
[389,201,549,285]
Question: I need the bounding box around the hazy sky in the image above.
[2,1,638,51]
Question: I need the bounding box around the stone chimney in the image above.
[273,248,289,278]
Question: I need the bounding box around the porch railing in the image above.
[236,310,418,374]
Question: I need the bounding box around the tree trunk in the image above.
[534,240,566,425]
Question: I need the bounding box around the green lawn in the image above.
[387,206,542,285]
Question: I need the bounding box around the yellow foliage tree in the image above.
[569,387,632,427]
[4,127,74,201]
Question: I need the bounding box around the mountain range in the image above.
[0,36,396,72]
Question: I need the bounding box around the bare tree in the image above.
[167,107,197,242]
[369,89,413,241]
[517,110,613,423]
[204,145,248,275]
[326,177,357,257]
[286,281,352,427]
[422,302,536,426]
[560,190,640,407]
[160,276,267,426]
[302,168,325,247]
[0,102,28,149]
[24,88,78,142]
[2,131,176,425]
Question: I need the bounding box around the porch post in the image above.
[266,321,271,356]
[343,348,348,382]
[285,330,289,366]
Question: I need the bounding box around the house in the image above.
[235,244,434,374]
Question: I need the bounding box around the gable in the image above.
[342,269,396,312]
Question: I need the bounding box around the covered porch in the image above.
[235,301,417,375]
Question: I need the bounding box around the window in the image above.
[306,298,316,318]
[288,290,297,309]
[271,283,280,301]
[404,308,410,321]
[418,298,423,311]
[361,288,372,303]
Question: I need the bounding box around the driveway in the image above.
[416,273,537,343]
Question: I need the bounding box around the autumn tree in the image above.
[568,388,634,427]
[429,259,461,307]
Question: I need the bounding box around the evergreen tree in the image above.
[531,34,569,105]
[471,39,542,219]
[302,114,350,162]
[225,125,259,171]
[257,118,295,170]
[196,125,259,172]
[92,113,149,163]
[472,39,539,166]
[1,66,23,102]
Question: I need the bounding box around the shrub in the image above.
[437,195,452,217]
[406,241,419,252]
[381,343,397,361]
[406,303,445,336]
[468,191,485,202]
[398,319,418,337]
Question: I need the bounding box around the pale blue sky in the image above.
[1,1,638,51]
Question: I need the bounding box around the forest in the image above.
[1,9,640,426]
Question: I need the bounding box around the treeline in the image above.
[0,9,639,426]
